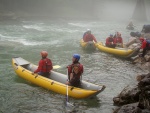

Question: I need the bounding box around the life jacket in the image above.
[108,37,114,42]
[84,34,93,42]
[114,37,122,43]
[106,37,114,45]
[68,63,83,80]
[41,58,52,73]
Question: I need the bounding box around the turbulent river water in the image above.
[0,18,149,113]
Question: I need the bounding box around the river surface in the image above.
[0,18,149,113]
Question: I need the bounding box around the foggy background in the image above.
[0,0,149,21]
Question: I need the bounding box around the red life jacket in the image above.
[114,37,123,43]
[108,37,114,42]
[68,63,83,80]
[84,34,93,42]
[106,37,114,45]
[41,58,53,73]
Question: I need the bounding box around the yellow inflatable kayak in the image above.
[80,39,96,50]
[12,57,105,99]
[95,42,138,58]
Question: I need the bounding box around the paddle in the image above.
[66,67,69,106]
[66,80,69,105]
[66,67,74,107]
[53,65,61,69]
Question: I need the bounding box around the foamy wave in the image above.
[68,22,87,27]
[23,25,46,31]
[8,38,50,46]
[23,24,77,33]
[0,34,43,46]
[68,22,96,28]
[0,34,8,39]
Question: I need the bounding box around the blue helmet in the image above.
[110,34,113,37]
[73,54,80,61]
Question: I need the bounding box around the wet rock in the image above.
[138,78,150,88]
[145,54,150,62]
[113,103,142,113]
[136,74,148,82]
[137,73,150,110]
[138,73,150,87]
[113,85,140,106]
[113,73,150,113]
[132,55,150,72]
[132,57,145,64]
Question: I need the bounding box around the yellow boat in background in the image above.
[80,39,96,50]
[12,57,105,99]
[95,42,139,58]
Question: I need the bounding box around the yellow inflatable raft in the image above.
[95,42,138,58]
[80,39,96,50]
[12,57,105,99]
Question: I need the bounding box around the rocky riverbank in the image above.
[113,32,150,113]
[113,72,150,113]
[132,51,150,72]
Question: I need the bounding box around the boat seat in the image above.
[87,41,94,44]
[26,64,36,72]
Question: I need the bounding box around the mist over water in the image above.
[0,0,150,21]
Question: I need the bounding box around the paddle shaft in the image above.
[66,68,69,105]
[53,65,61,69]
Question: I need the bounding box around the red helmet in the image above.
[117,32,121,36]
[41,51,48,57]
[139,38,144,42]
